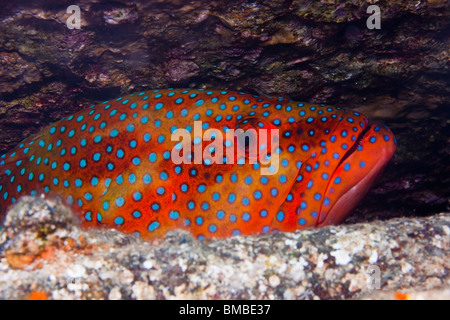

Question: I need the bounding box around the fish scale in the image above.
[0,88,396,239]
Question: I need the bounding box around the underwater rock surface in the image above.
[0,197,448,300]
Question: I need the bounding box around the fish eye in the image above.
[234,117,276,162]
[243,136,251,150]
[236,129,257,151]
[234,118,260,161]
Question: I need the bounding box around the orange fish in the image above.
[0,89,396,240]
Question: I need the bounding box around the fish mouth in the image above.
[315,122,396,227]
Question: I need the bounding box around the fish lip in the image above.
[314,126,372,226]
[316,153,386,227]
[315,123,396,227]
[333,122,372,171]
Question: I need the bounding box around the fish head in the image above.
[174,95,396,238]
[262,106,397,231]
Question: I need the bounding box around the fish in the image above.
[0,88,396,240]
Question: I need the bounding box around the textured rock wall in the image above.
[0,0,448,300]
[0,0,448,221]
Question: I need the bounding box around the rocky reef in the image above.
[0,0,448,299]
[0,197,448,300]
